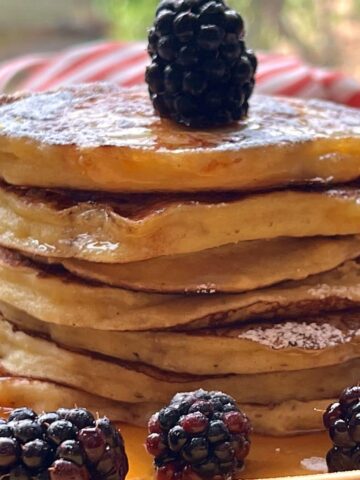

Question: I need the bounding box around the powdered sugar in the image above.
[238,320,360,350]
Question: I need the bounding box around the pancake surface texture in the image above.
[3,246,360,330]
[0,377,330,435]
[56,236,360,293]
[1,82,360,440]
[0,318,358,407]
[4,304,360,375]
[0,84,359,192]
[3,184,360,262]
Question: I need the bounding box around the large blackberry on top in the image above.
[0,407,128,480]
[324,386,360,472]
[145,389,252,480]
[146,0,257,128]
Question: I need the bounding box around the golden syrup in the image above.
[0,406,12,418]
[0,409,331,478]
[119,424,331,480]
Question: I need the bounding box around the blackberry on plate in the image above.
[324,385,360,472]
[0,407,128,480]
[146,389,252,480]
[146,0,257,128]
[9,409,37,423]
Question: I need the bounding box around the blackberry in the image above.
[78,427,106,464]
[324,386,360,472]
[56,440,84,467]
[0,407,128,480]
[0,423,13,438]
[46,421,78,446]
[146,0,257,128]
[9,409,37,423]
[13,421,43,444]
[96,418,121,448]
[0,437,19,468]
[38,413,60,429]
[22,440,53,470]
[146,389,252,480]
[64,409,95,430]
[55,409,70,420]
[9,465,31,480]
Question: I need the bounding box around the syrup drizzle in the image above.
[0,410,331,478]
[120,424,331,480]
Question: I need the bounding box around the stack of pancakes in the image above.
[0,83,359,435]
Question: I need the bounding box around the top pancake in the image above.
[0,83,359,192]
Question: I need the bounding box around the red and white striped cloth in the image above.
[0,40,359,107]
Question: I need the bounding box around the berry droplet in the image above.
[180,412,209,434]
[146,433,168,457]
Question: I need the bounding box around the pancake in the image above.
[1,246,360,331]
[3,304,360,375]
[3,184,360,263]
[0,376,150,425]
[0,319,358,406]
[49,236,360,293]
[0,377,330,435]
[0,84,359,193]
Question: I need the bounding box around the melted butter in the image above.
[119,423,331,480]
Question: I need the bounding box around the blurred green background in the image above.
[0,0,359,79]
[97,0,360,76]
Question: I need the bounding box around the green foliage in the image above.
[94,0,256,40]
[92,0,359,68]
[93,0,158,39]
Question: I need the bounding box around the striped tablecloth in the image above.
[0,40,359,107]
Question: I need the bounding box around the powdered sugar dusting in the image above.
[238,320,360,350]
